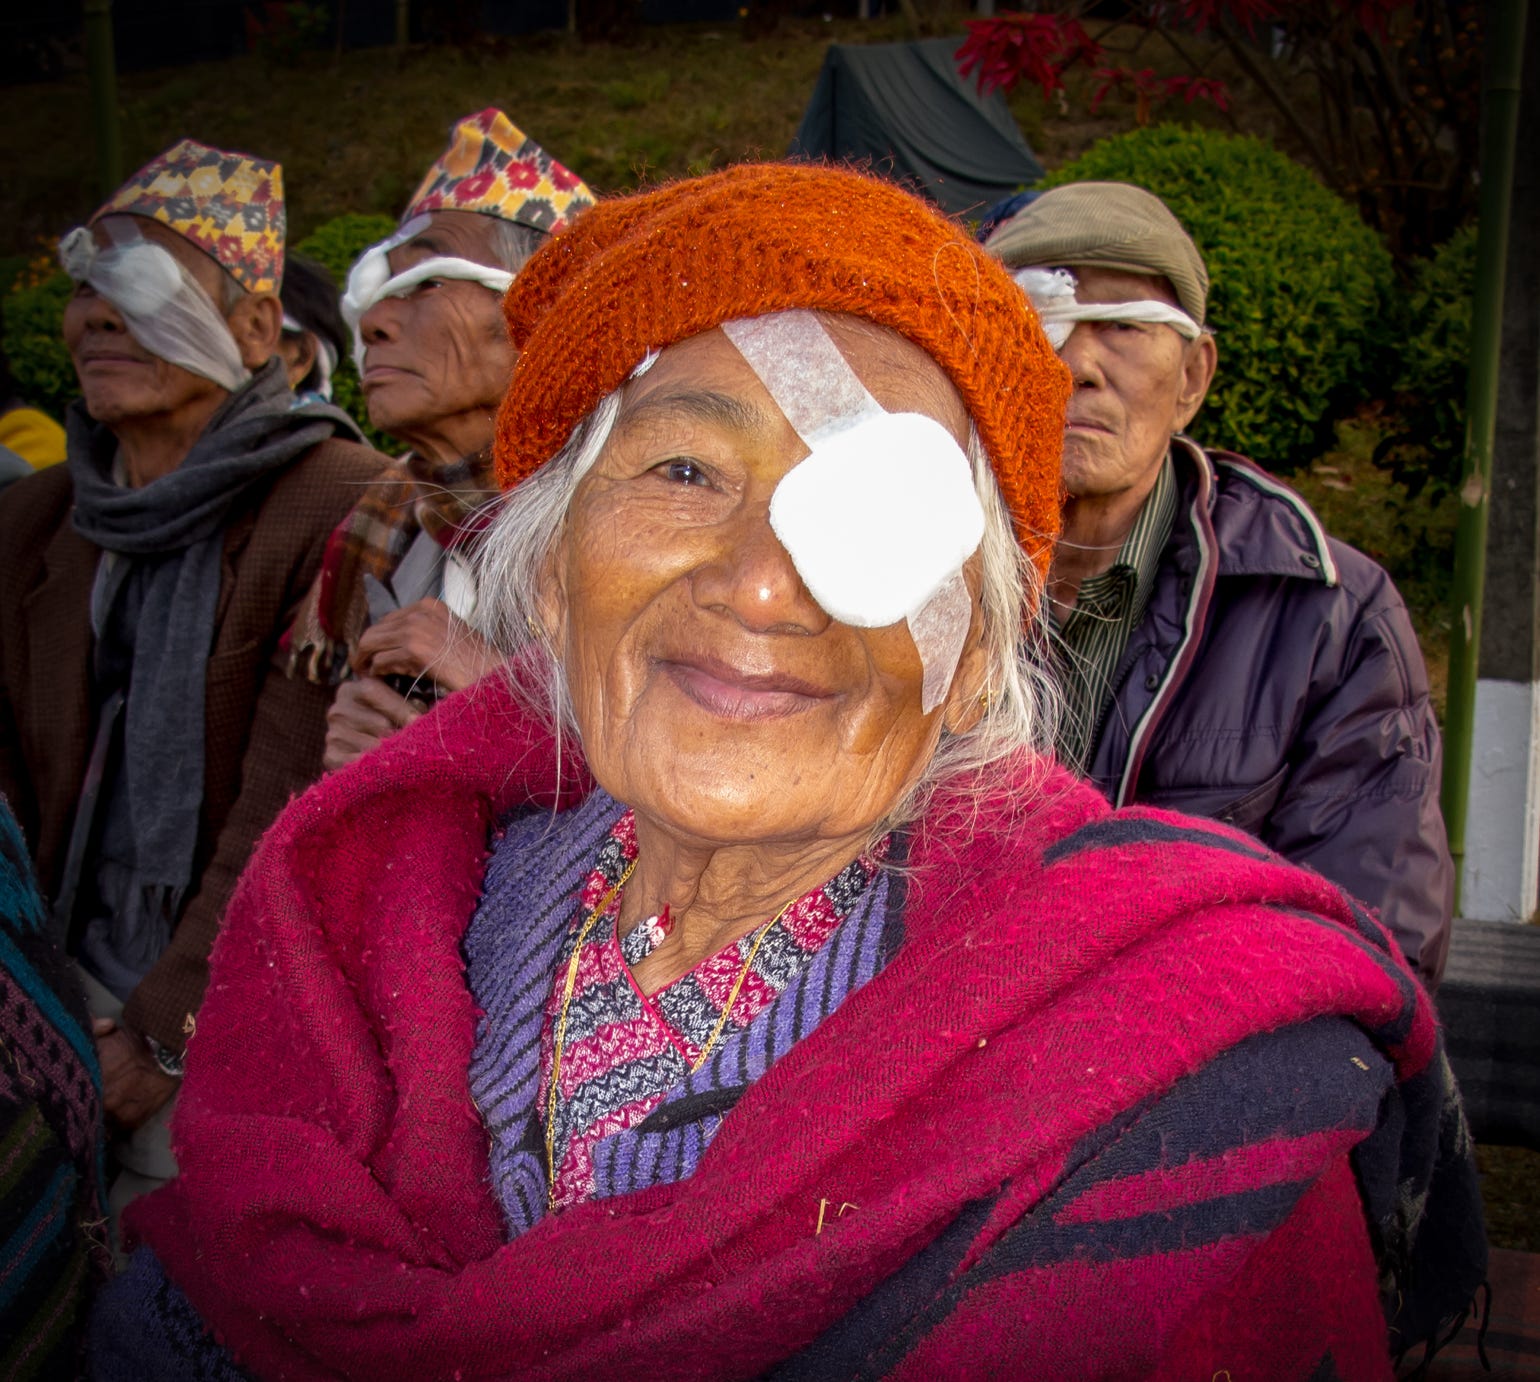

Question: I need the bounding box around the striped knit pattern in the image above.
[464,790,898,1232]
[0,806,109,1382]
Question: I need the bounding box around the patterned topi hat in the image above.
[403,109,595,235]
[94,139,285,295]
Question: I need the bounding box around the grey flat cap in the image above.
[984,181,1209,326]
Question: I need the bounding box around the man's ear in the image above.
[279,332,318,390]
[1174,333,1218,433]
[227,292,284,370]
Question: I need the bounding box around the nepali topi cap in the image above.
[94,139,285,295]
[985,181,1209,327]
[404,109,596,235]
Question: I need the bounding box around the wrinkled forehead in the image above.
[1063,264,1182,310]
[387,209,504,273]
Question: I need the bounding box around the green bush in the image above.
[1376,224,1474,500]
[2,271,74,422]
[295,213,399,454]
[1042,125,1396,471]
[293,213,395,286]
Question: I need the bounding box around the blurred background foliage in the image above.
[0,5,1476,692]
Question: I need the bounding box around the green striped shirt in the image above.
[1051,455,1178,772]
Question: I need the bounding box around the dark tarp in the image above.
[789,37,1044,218]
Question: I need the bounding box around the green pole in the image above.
[395,0,409,46]
[1442,0,1529,914]
[83,0,122,200]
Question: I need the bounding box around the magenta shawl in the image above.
[124,677,1452,1379]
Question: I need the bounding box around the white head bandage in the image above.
[340,213,514,371]
[59,221,250,393]
[721,311,984,715]
[1013,266,1203,350]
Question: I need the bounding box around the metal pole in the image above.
[395,0,409,46]
[83,0,121,200]
[1443,0,1529,913]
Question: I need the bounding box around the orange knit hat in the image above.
[495,162,1069,579]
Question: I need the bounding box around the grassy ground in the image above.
[0,12,1293,254]
[0,17,910,251]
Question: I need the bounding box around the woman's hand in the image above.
[323,676,424,771]
[353,599,502,693]
[93,1018,178,1130]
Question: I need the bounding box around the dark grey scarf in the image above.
[67,359,356,933]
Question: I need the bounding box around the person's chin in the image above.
[1058,436,1122,492]
[79,384,153,427]
[364,383,430,438]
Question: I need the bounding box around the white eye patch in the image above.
[59,221,250,392]
[720,311,984,714]
[1012,266,1203,350]
[341,213,514,371]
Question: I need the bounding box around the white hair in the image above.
[472,383,1060,832]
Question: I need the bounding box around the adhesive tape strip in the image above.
[721,310,983,712]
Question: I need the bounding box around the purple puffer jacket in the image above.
[1084,436,1453,985]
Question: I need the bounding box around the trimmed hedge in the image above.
[1042,125,1396,471]
[1376,224,1474,499]
[293,213,395,286]
[2,270,74,422]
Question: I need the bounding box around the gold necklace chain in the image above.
[687,897,793,1075]
[545,856,636,1204]
[543,857,792,1208]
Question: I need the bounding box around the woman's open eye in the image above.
[656,458,710,487]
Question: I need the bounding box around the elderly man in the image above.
[0,140,384,1221]
[285,109,594,769]
[986,181,1452,986]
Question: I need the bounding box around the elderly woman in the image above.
[95,165,1482,1379]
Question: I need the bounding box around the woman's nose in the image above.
[692,502,831,637]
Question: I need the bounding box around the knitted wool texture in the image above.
[109,677,1476,1380]
[494,163,1071,583]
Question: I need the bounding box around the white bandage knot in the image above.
[1012,266,1203,350]
[341,213,514,371]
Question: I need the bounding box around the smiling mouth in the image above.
[660,656,832,721]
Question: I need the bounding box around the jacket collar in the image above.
[1173,436,1339,587]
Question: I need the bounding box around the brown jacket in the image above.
[0,437,385,1052]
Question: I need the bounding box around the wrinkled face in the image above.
[62,216,234,429]
[1056,266,1213,500]
[358,209,514,453]
[539,320,989,851]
